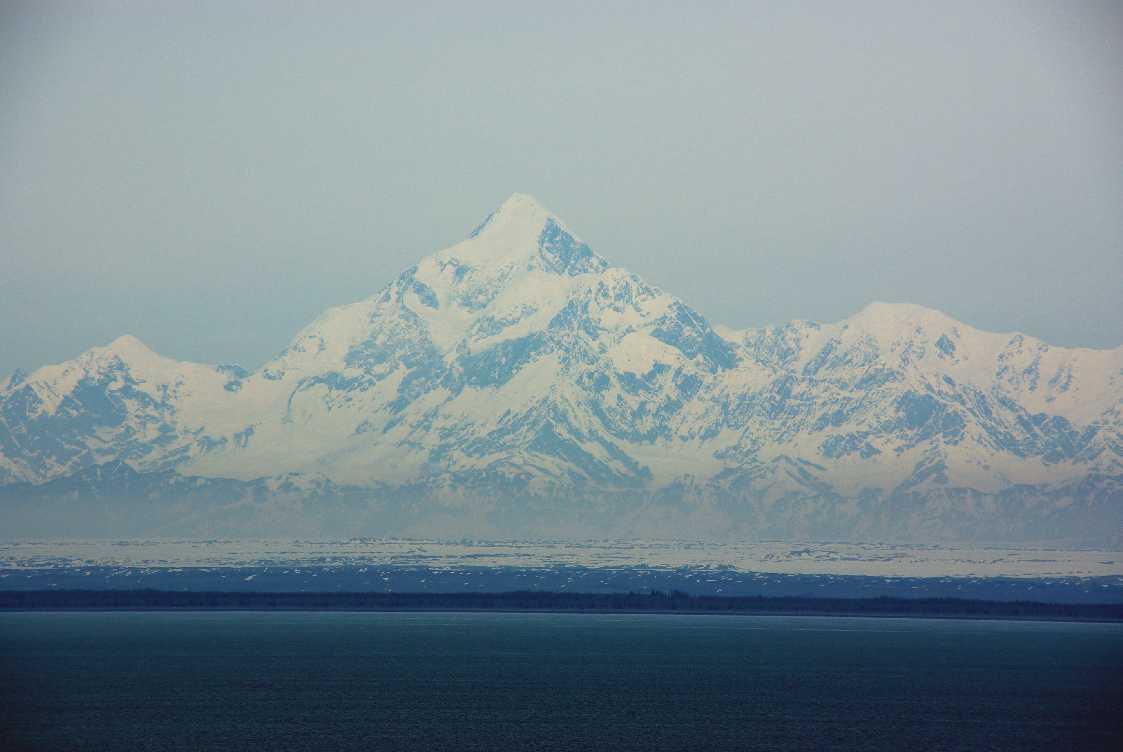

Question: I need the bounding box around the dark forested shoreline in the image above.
[2,590,1121,621]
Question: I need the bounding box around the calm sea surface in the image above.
[1,612,1121,751]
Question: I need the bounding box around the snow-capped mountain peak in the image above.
[105,333,154,357]
[466,192,555,243]
[1,195,1120,542]
[848,301,958,331]
[448,193,607,275]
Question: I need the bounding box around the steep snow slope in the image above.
[720,302,1122,497]
[0,335,239,484]
[183,192,738,489]
[1,193,1120,541]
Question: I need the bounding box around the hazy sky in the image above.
[2,1,1121,373]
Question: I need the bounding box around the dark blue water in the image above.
[2,613,1121,751]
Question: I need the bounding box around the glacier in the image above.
[1,193,1120,542]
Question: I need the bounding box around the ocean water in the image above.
[1,613,1121,751]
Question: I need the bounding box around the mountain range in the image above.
[2,194,1120,542]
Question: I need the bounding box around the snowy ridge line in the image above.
[1,193,1121,541]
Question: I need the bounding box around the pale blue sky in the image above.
[2,0,1121,373]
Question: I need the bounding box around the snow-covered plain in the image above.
[1,539,1119,580]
